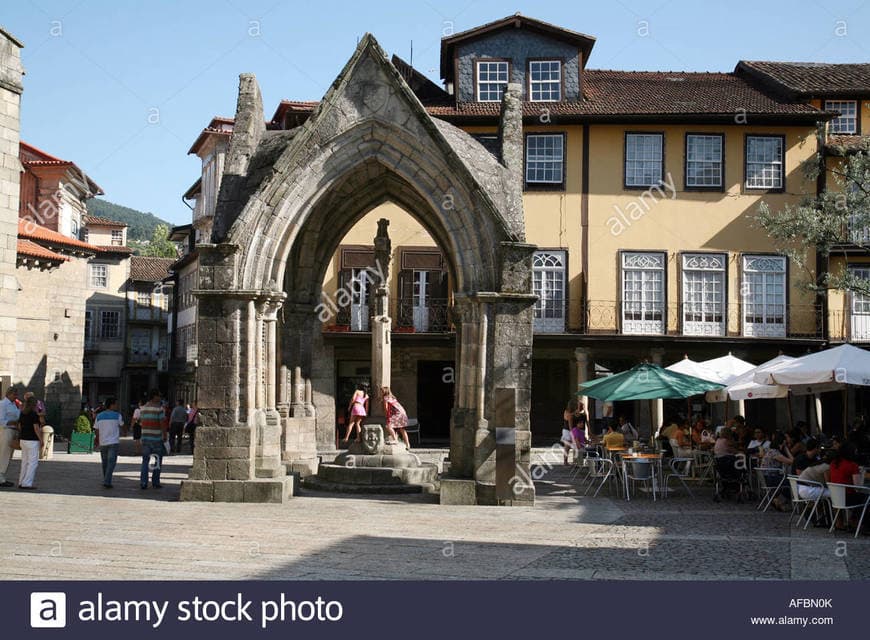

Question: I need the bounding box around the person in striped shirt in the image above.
[139,389,168,489]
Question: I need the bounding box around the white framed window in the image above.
[99,310,121,340]
[71,219,78,238]
[745,136,783,189]
[622,252,665,334]
[682,253,726,336]
[350,268,370,332]
[849,266,870,341]
[529,60,561,101]
[89,263,108,289]
[525,134,564,185]
[625,133,663,187]
[111,229,123,246]
[685,134,724,188]
[81,228,89,242]
[825,100,858,135]
[137,290,150,307]
[742,255,786,337]
[476,60,508,102]
[533,251,567,333]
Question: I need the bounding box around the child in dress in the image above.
[342,384,369,445]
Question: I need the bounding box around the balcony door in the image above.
[621,252,665,335]
[850,267,870,341]
[682,253,725,337]
[742,255,786,337]
[533,251,566,333]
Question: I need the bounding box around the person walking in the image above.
[17,396,44,489]
[139,389,168,489]
[341,384,369,445]
[168,400,188,454]
[0,388,20,488]
[185,403,201,456]
[94,397,124,488]
[381,387,410,447]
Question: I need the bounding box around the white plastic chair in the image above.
[786,476,827,530]
[664,457,694,498]
[827,483,870,538]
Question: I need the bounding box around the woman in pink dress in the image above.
[382,387,410,447]
[342,384,369,445]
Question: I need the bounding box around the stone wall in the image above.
[15,257,89,431]
[456,31,581,102]
[0,31,23,383]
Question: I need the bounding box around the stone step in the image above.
[316,463,438,486]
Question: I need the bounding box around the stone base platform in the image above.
[180,477,295,503]
[302,462,439,495]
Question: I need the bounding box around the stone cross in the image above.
[369,219,391,419]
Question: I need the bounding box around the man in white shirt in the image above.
[747,428,770,453]
[0,388,21,487]
[94,398,124,488]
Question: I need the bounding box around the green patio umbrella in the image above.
[578,363,724,402]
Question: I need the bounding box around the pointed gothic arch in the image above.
[181,34,536,506]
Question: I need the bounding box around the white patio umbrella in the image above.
[699,353,755,383]
[666,356,727,383]
[705,355,795,403]
[753,344,870,387]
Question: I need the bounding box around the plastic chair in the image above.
[664,457,694,498]
[755,467,785,512]
[827,483,870,538]
[624,459,656,501]
[787,476,827,530]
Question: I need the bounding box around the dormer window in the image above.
[476,60,509,102]
[825,100,858,134]
[529,60,561,101]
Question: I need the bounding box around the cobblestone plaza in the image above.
[2,448,866,581]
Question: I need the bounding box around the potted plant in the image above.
[68,411,95,453]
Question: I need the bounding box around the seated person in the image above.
[747,428,770,454]
[761,432,795,511]
[793,438,821,474]
[670,425,693,458]
[713,429,736,458]
[617,415,638,442]
[797,450,831,500]
[602,423,625,449]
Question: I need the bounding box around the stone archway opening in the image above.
[181,34,537,506]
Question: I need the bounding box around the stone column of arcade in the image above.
[304,219,439,494]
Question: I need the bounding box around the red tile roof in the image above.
[130,256,176,282]
[266,70,823,124]
[19,141,104,195]
[96,245,135,255]
[187,117,235,155]
[737,61,870,98]
[84,215,127,228]
[425,71,823,121]
[16,239,68,263]
[18,218,101,254]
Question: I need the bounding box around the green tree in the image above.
[142,224,178,258]
[756,140,870,296]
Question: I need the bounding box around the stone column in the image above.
[0,31,22,383]
[650,347,665,434]
[180,244,293,503]
[574,347,591,412]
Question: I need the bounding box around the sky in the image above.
[3,0,869,226]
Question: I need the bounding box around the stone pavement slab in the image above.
[0,449,866,580]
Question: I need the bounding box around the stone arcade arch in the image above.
[180,35,536,506]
